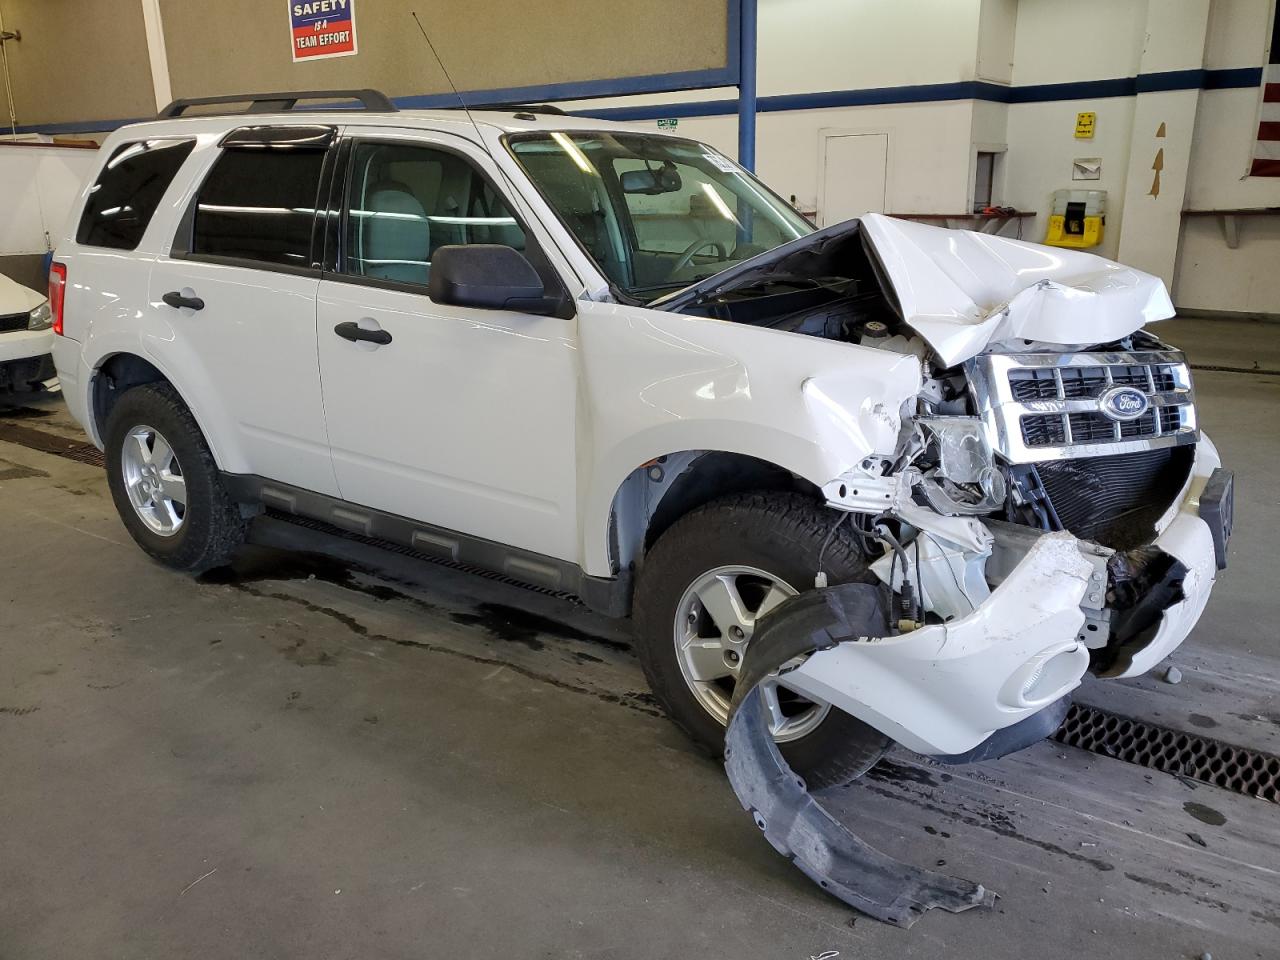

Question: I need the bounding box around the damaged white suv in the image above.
[51,92,1232,789]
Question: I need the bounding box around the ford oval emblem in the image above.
[1099,385,1150,421]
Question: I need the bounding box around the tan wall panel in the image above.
[0,0,155,126]
[159,0,728,101]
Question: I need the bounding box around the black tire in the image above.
[104,382,247,573]
[634,491,892,788]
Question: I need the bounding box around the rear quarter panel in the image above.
[53,129,249,471]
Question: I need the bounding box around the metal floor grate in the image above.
[0,422,105,467]
[1054,703,1280,803]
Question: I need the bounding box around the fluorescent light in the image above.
[552,132,595,174]
[700,182,741,226]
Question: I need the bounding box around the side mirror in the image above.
[427,244,563,314]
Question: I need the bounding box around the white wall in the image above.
[563,1,991,218]
[0,143,99,257]
[569,0,1280,314]
[635,103,978,217]
[1003,0,1157,262]
[977,0,1019,84]
[1004,97,1137,259]
[1174,0,1280,313]
[755,0,983,92]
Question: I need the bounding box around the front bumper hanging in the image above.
[723,583,996,928]
[724,442,1230,924]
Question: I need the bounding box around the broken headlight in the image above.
[916,417,1006,515]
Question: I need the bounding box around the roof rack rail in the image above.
[495,103,568,116]
[157,89,396,119]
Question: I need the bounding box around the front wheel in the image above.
[633,491,892,788]
[104,383,247,573]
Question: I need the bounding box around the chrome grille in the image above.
[967,350,1198,463]
[1008,363,1178,401]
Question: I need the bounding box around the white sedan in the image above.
[0,271,54,392]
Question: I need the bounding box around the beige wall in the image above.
[159,0,729,102]
[0,0,155,126]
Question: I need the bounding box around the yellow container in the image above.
[1044,189,1105,248]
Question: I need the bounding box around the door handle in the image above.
[334,321,392,345]
[161,291,205,311]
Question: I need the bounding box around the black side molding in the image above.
[220,472,631,618]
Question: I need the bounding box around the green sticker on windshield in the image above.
[657,118,678,129]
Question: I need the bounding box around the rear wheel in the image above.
[634,491,892,788]
[104,383,247,572]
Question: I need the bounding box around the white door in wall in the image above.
[821,133,888,226]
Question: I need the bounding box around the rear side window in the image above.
[192,148,325,267]
[77,139,195,249]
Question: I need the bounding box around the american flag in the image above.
[1253,3,1280,176]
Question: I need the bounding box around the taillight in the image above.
[49,262,67,337]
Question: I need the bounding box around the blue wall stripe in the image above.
[1204,66,1264,89]
[391,66,738,111]
[573,68,1266,122]
[9,64,1266,136]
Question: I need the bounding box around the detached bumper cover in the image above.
[725,583,995,927]
[780,532,1094,756]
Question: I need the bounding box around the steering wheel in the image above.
[670,239,729,276]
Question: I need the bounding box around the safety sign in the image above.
[289,0,358,62]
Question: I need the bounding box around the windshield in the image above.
[507,132,814,303]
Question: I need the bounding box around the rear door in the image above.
[147,125,338,494]
[314,127,583,562]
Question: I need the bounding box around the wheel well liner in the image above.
[609,450,824,579]
[645,451,819,550]
[92,353,171,440]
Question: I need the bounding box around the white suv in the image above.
[50,90,1232,787]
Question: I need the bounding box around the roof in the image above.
[105,108,655,145]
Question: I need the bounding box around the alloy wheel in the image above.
[673,564,830,742]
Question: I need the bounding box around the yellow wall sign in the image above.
[1075,112,1096,139]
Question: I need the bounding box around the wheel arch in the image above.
[89,351,239,471]
[604,449,827,586]
[92,353,169,441]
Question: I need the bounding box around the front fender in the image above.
[576,301,921,575]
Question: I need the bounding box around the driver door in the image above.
[315,129,583,563]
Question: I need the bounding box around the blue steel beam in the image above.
[737,0,757,171]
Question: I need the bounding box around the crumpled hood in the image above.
[859,214,1175,366]
[655,213,1174,367]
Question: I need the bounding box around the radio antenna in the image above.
[410,11,488,148]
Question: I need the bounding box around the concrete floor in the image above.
[1,316,1278,958]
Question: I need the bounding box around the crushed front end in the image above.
[674,213,1235,921]
[794,333,1233,759]
[723,332,1233,927]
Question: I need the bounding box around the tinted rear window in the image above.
[77,139,195,249]
[192,148,325,266]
